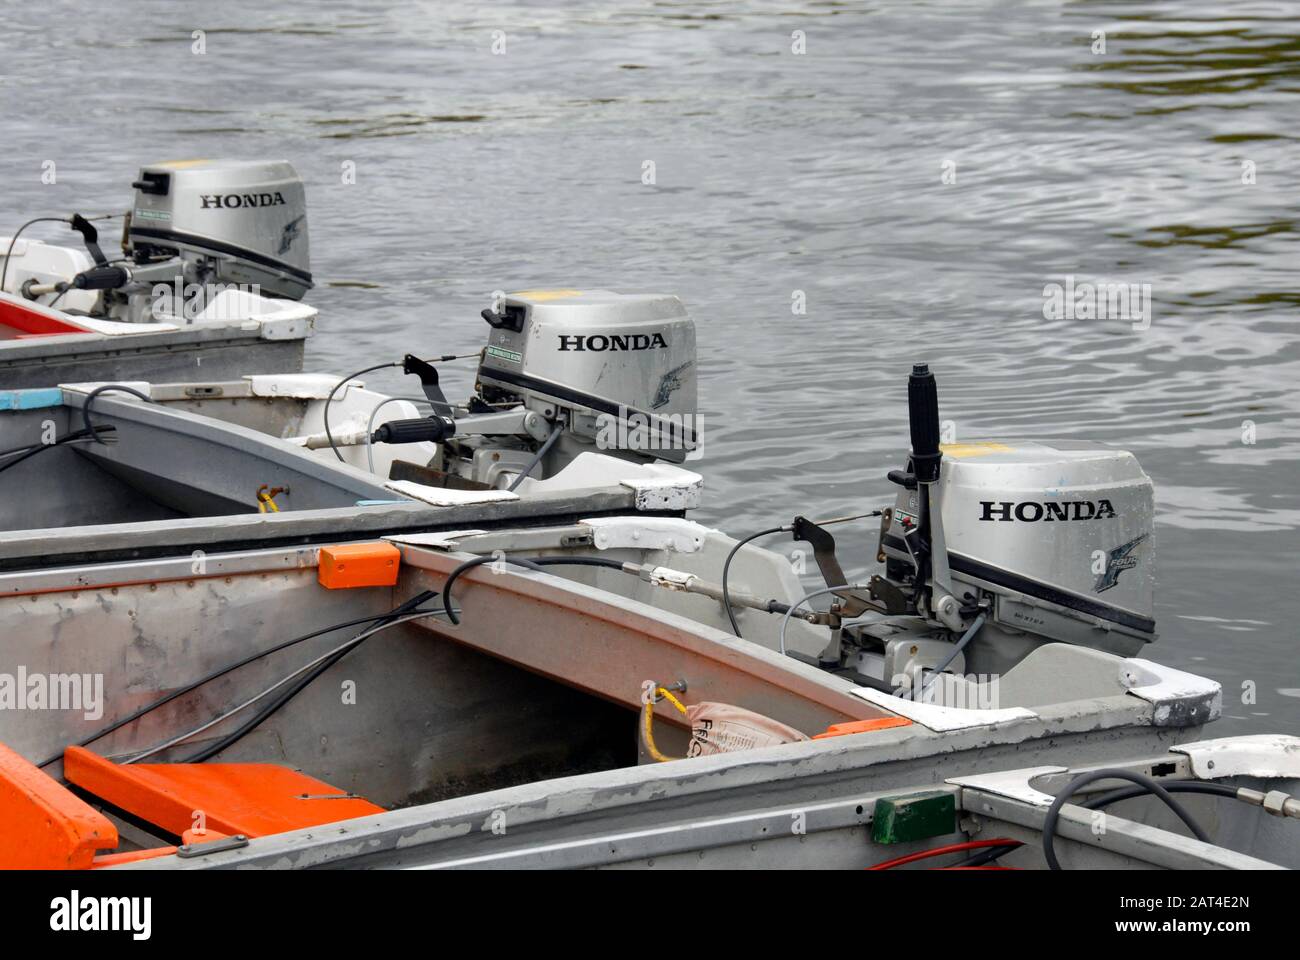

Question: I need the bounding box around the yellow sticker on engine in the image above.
[940,442,1014,458]
[511,289,583,301]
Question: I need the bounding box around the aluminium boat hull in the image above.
[0,520,1222,869]
[0,291,311,389]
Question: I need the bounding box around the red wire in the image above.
[866,838,1022,870]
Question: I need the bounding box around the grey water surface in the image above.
[2,0,1297,731]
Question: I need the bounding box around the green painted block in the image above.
[871,791,956,844]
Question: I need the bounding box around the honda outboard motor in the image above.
[477,290,698,463]
[879,437,1155,648]
[126,159,312,301]
[759,365,1156,693]
[12,159,312,323]
[361,290,701,491]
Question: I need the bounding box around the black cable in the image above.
[0,381,140,473]
[324,361,400,462]
[81,384,153,444]
[35,599,444,769]
[441,554,630,625]
[0,425,116,477]
[721,526,787,638]
[46,283,70,309]
[953,784,1239,868]
[505,419,564,492]
[951,837,1019,868]
[0,444,36,461]
[440,555,545,623]
[2,381,146,466]
[1,217,71,292]
[719,511,884,640]
[0,428,101,461]
[322,352,509,463]
[180,590,439,764]
[1043,769,1210,870]
[1082,780,1240,810]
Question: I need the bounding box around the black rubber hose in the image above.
[441,554,630,625]
[0,425,110,459]
[951,841,1023,868]
[46,284,71,309]
[81,384,153,444]
[181,590,439,764]
[1082,780,1240,810]
[36,600,442,769]
[182,635,365,764]
[956,783,1236,868]
[0,443,37,460]
[1043,769,1210,870]
[0,425,116,476]
[721,526,786,638]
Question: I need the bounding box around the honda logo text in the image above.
[979,500,1117,522]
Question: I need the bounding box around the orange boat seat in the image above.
[63,745,385,840]
[0,741,119,869]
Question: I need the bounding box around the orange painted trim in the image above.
[812,716,913,739]
[317,541,401,589]
[91,847,178,868]
[0,741,118,869]
[90,830,233,868]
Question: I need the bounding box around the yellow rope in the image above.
[642,685,689,763]
[658,686,688,716]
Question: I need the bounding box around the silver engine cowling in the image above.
[879,438,1156,663]
[808,367,1164,692]
[127,159,312,301]
[476,290,698,463]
